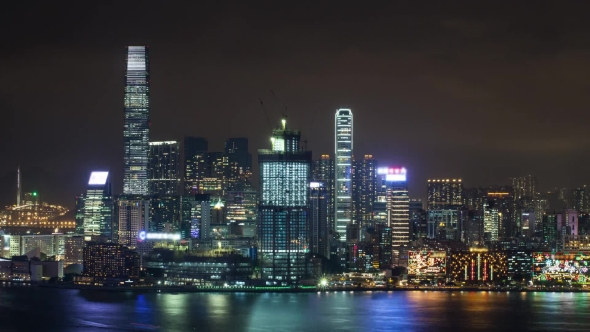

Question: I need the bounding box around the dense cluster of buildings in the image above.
[3,45,590,287]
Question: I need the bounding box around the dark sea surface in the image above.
[1,286,589,331]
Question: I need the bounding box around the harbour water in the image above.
[1,286,589,331]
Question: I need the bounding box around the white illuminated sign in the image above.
[309,182,322,188]
[141,232,182,241]
[386,174,407,182]
[88,172,109,185]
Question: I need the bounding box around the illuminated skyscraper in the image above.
[313,155,334,236]
[352,155,377,236]
[83,172,113,240]
[510,175,538,201]
[184,137,208,194]
[483,201,499,241]
[309,182,330,258]
[117,197,150,249]
[377,167,410,247]
[427,179,463,210]
[123,46,150,196]
[335,109,353,242]
[258,119,312,282]
[148,141,180,195]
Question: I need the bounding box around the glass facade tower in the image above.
[83,171,113,240]
[335,109,353,242]
[123,46,150,196]
[258,119,312,283]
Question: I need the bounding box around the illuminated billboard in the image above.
[378,167,407,182]
[449,250,508,282]
[309,182,322,188]
[533,252,590,283]
[138,231,181,241]
[88,171,109,185]
[408,251,446,276]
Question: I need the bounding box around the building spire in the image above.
[17,165,21,207]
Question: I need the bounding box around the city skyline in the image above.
[3,2,590,207]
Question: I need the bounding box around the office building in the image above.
[117,197,150,249]
[483,201,499,241]
[313,155,335,238]
[377,167,410,247]
[181,194,211,240]
[148,141,180,196]
[542,212,558,249]
[557,209,578,237]
[225,138,251,169]
[184,137,209,194]
[427,209,459,241]
[123,46,150,196]
[225,185,257,238]
[409,199,427,240]
[149,196,180,233]
[334,109,353,242]
[352,155,377,236]
[309,182,330,258]
[75,194,85,234]
[258,119,312,282]
[427,179,463,210]
[83,171,113,240]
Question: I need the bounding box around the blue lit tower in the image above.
[335,109,353,242]
[258,119,312,283]
[123,46,150,195]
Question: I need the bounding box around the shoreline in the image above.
[22,283,590,294]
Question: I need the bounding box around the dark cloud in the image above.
[1,1,590,207]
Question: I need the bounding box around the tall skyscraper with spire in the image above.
[123,46,150,195]
[335,109,353,242]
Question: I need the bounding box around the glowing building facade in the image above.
[123,46,150,196]
[335,109,353,242]
[258,119,312,282]
[83,171,113,240]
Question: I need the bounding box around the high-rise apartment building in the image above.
[427,179,463,210]
[309,182,330,258]
[571,186,589,213]
[258,119,311,282]
[511,175,538,202]
[352,155,377,236]
[335,109,353,242]
[184,137,208,194]
[148,141,180,196]
[123,46,150,196]
[83,172,113,240]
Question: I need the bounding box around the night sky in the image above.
[2,1,590,208]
